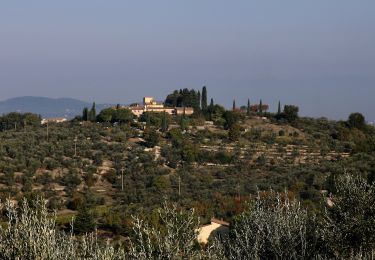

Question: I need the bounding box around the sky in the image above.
[0,1,374,121]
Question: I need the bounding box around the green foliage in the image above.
[129,202,202,259]
[202,86,208,111]
[348,112,366,130]
[0,112,41,131]
[97,108,133,123]
[161,112,169,132]
[282,105,299,123]
[2,103,375,258]
[228,124,241,141]
[206,104,225,123]
[321,172,375,258]
[89,102,96,122]
[246,99,251,116]
[0,198,125,259]
[74,204,96,234]
[168,128,183,148]
[115,108,133,123]
[179,115,190,130]
[140,112,171,129]
[225,191,318,259]
[144,128,160,148]
[223,111,239,129]
[96,108,114,122]
[164,88,200,110]
[82,107,89,121]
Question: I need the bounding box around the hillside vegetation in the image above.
[0,89,375,258]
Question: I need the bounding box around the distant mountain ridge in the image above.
[0,96,111,118]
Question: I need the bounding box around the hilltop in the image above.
[0,87,374,253]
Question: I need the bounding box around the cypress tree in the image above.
[201,86,208,110]
[233,100,236,110]
[74,205,96,234]
[89,102,96,122]
[277,101,281,114]
[197,90,201,109]
[210,98,214,107]
[247,99,251,116]
[146,113,150,128]
[82,107,89,121]
[259,99,263,115]
[161,112,168,132]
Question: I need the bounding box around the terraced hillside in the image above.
[0,111,374,240]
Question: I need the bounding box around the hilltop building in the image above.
[41,118,68,124]
[123,97,194,117]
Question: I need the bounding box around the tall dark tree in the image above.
[201,86,208,110]
[232,100,236,110]
[247,99,251,116]
[210,98,214,107]
[283,105,299,122]
[161,112,168,132]
[348,113,366,130]
[164,88,199,110]
[89,102,96,122]
[277,101,281,114]
[197,90,201,110]
[82,107,89,121]
[74,205,96,234]
[180,114,189,130]
[144,112,151,128]
[259,100,263,114]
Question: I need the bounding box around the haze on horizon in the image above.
[0,1,374,121]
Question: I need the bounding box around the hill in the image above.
[0,102,374,253]
[0,96,109,118]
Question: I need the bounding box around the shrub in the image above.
[0,198,125,259]
[128,202,201,259]
[223,190,319,259]
[321,172,375,258]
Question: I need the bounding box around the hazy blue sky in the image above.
[0,1,374,121]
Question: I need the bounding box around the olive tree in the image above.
[223,191,319,259]
[321,172,375,258]
[128,202,200,259]
[0,198,125,260]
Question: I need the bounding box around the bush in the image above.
[144,128,160,148]
[223,190,319,259]
[321,172,375,258]
[0,198,125,259]
[128,202,201,259]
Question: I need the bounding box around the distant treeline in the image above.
[0,112,41,131]
[164,87,206,110]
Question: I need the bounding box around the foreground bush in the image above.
[0,199,124,260]
[224,191,319,259]
[220,173,375,259]
[0,172,375,259]
[128,202,223,260]
[321,172,375,258]
[0,199,219,259]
